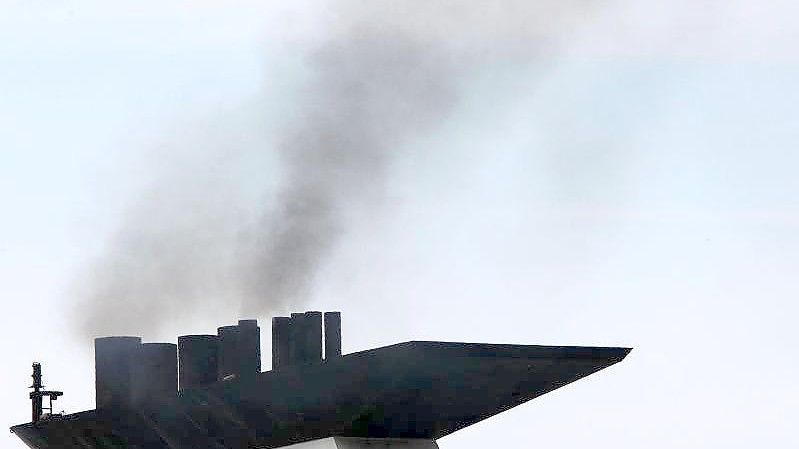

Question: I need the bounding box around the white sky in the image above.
[1,1,798,448]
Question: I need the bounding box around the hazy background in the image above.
[1,1,798,448]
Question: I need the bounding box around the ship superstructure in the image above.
[11,312,629,449]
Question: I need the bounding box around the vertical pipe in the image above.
[289,313,306,364]
[324,312,342,359]
[178,335,219,392]
[95,336,141,410]
[237,319,261,378]
[217,325,241,380]
[305,311,323,363]
[272,317,291,370]
[131,343,177,407]
[217,320,261,380]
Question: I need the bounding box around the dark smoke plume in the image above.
[73,23,460,338]
[72,1,591,338]
[238,29,458,314]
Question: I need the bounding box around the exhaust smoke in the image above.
[71,1,593,338]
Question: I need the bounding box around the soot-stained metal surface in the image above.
[11,341,629,449]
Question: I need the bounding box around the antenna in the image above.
[29,363,63,423]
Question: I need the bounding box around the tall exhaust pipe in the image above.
[324,312,342,359]
[289,313,306,364]
[131,342,177,407]
[305,311,323,363]
[178,335,219,392]
[272,317,291,370]
[217,325,240,380]
[237,319,261,377]
[94,336,141,410]
[217,320,261,380]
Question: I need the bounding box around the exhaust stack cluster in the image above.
[93,312,341,410]
[272,311,341,370]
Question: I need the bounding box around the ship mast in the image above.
[29,363,63,423]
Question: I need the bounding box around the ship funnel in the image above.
[94,336,141,410]
[271,311,340,370]
[217,319,261,381]
[178,335,219,392]
[131,343,177,406]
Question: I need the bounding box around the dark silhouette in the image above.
[12,312,630,449]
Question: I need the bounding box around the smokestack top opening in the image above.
[140,342,176,349]
[178,334,217,341]
[94,336,142,343]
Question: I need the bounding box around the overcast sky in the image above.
[1,1,798,448]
